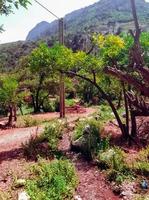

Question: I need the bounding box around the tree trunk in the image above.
[122,82,129,137]
[34,74,44,113]
[117,90,122,109]
[13,105,17,122]
[7,105,13,127]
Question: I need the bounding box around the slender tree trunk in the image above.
[35,74,44,113]
[122,82,129,137]
[7,105,13,127]
[31,95,37,113]
[130,106,137,137]
[13,105,17,122]
[117,90,122,109]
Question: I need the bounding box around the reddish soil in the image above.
[0,108,105,199]
[1,108,148,199]
[58,124,120,200]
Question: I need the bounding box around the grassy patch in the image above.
[97,147,134,184]
[26,159,78,200]
[17,105,34,115]
[17,115,41,128]
[65,98,76,107]
[131,146,149,177]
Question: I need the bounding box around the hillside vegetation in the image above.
[26,0,149,41]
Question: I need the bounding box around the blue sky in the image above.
[0,0,99,44]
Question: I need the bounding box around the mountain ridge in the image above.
[26,0,149,41]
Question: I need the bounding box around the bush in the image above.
[43,121,64,151]
[97,147,133,184]
[26,159,78,200]
[71,119,100,159]
[98,147,126,171]
[132,146,149,176]
[22,134,51,160]
[43,99,55,113]
[65,99,75,107]
[73,118,100,141]
[17,115,41,128]
[22,120,65,160]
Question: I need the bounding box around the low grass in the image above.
[26,159,78,200]
[65,98,76,107]
[131,146,149,177]
[97,147,134,184]
[16,115,41,128]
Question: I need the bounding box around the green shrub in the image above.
[132,146,149,176]
[22,134,50,160]
[73,118,100,141]
[43,99,55,112]
[98,137,110,151]
[17,115,40,128]
[107,169,133,184]
[97,147,133,184]
[72,119,100,159]
[43,120,64,151]
[133,162,149,176]
[98,147,126,171]
[26,159,78,200]
[22,120,64,160]
[65,99,75,107]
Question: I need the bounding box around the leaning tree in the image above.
[105,0,149,142]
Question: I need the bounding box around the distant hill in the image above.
[0,41,37,69]
[26,0,149,41]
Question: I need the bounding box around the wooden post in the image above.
[59,18,65,118]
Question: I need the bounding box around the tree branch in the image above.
[105,67,149,97]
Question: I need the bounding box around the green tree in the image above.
[0,0,30,15]
[21,43,54,113]
[0,0,31,31]
[58,37,127,138]
[0,74,26,127]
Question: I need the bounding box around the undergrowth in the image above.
[73,118,100,141]
[22,120,65,160]
[97,147,134,184]
[17,115,41,128]
[26,159,78,200]
[131,146,149,177]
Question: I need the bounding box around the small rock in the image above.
[74,195,82,200]
[14,179,26,188]
[140,180,148,189]
[18,191,30,200]
[120,181,136,200]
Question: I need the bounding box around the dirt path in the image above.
[0,108,95,153]
[58,124,120,200]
